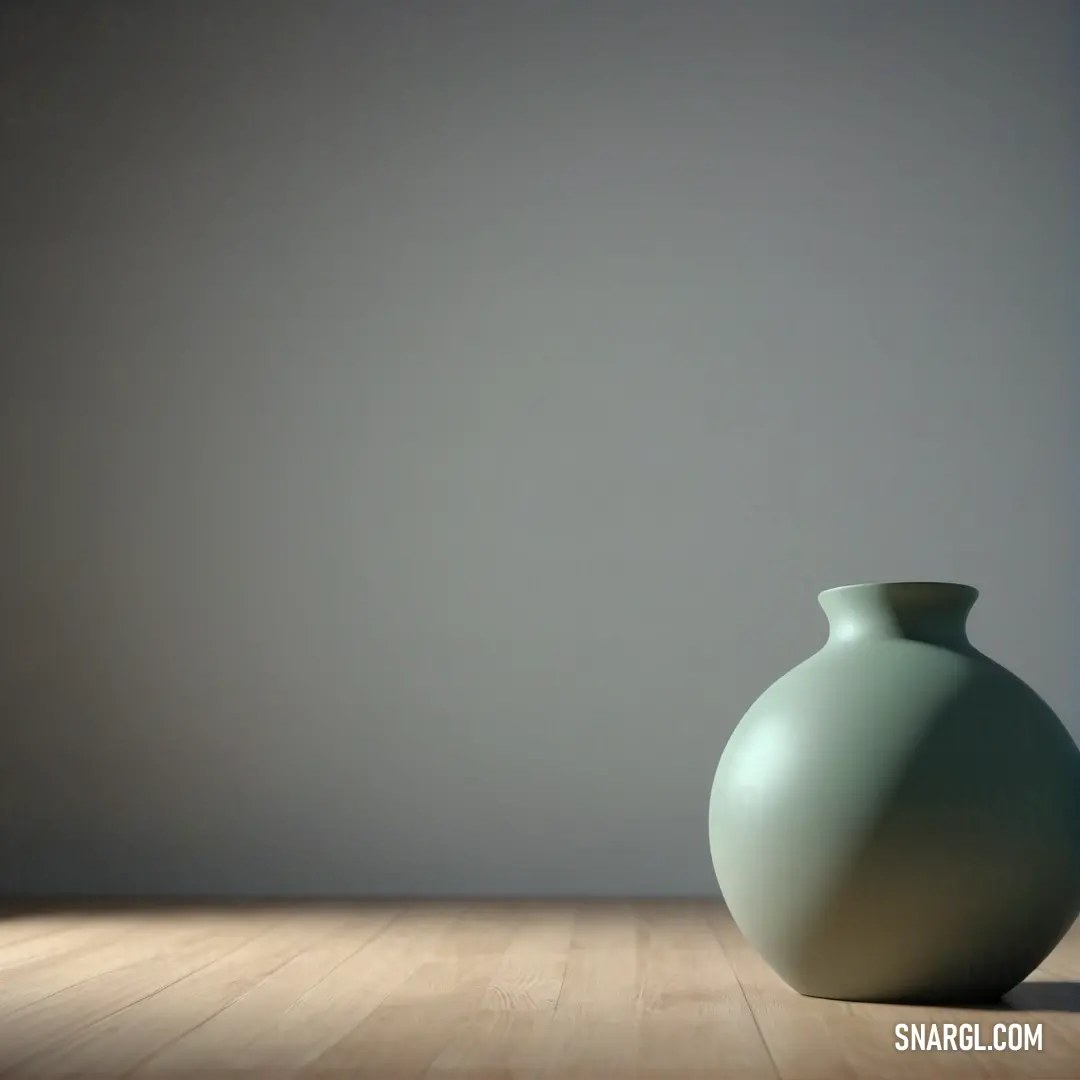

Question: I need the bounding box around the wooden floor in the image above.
[0,901,1077,1079]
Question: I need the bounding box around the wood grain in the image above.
[703,903,1080,1080]
[0,901,1072,1078]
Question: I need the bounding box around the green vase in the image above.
[708,581,1080,1004]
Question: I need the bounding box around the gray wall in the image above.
[0,0,1075,898]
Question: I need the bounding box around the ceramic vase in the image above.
[708,581,1080,1004]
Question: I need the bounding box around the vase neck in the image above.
[819,582,977,648]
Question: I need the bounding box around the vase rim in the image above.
[818,581,979,600]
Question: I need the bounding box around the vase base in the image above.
[793,986,1010,1007]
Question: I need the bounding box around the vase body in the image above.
[708,582,1080,1004]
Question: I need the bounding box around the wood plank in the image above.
[307,903,521,1076]
[478,902,574,1012]
[0,914,88,949]
[0,915,278,1074]
[551,902,641,1022]
[169,903,463,1073]
[705,903,1080,1080]
[0,915,246,1019]
[132,907,398,1073]
[633,901,778,1078]
[537,902,643,1077]
[1,913,328,1075]
[426,904,574,1076]
[0,920,119,974]
[427,1011,556,1078]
